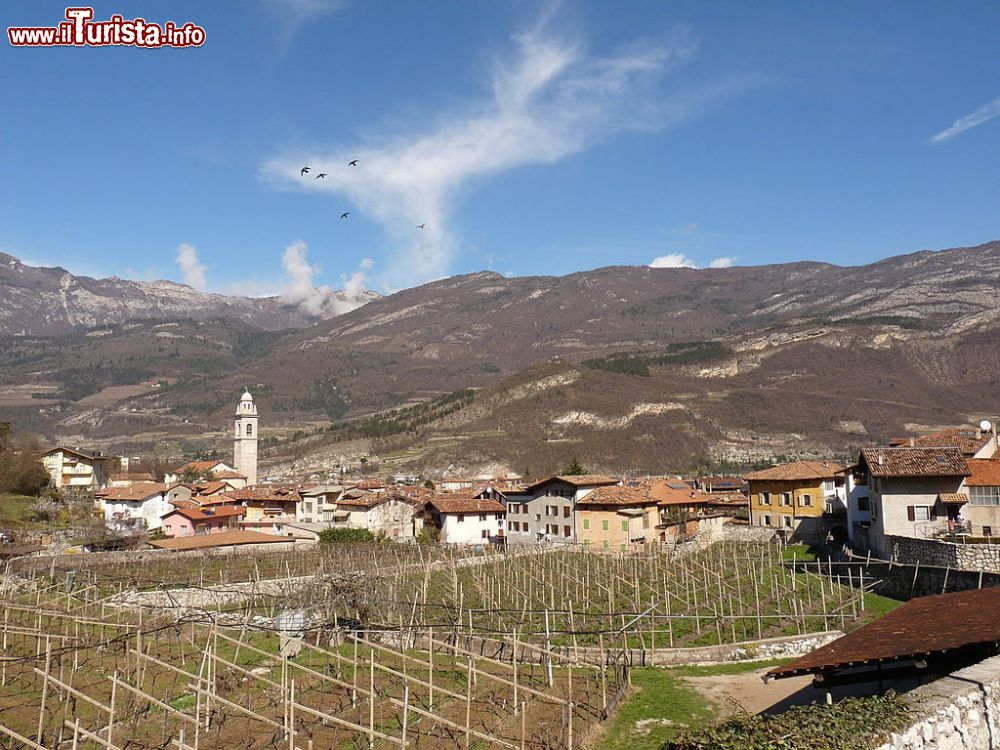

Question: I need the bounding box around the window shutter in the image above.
[907,506,915,522]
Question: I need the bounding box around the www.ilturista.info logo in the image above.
[8,7,205,48]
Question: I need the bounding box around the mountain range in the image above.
[1,241,998,476]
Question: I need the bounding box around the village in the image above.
[0,389,998,749]
[26,389,1000,571]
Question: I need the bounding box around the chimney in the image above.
[878,453,884,466]
[908,437,915,447]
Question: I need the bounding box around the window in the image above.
[621,520,628,532]
[780,492,792,506]
[759,492,771,505]
[823,480,836,493]
[602,519,609,531]
[564,525,571,537]
[907,506,932,522]
[799,494,812,507]
[457,514,465,523]
[583,519,590,530]
[970,486,1000,506]
[508,522,513,531]
[563,506,571,518]
[857,497,870,512]
[246,424,253,437]
[479,513,487,522]
[762,515,771,527]
[481,529,488,539]
[783,516,793,528]
[495,513,503,520]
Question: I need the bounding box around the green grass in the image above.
[860,592,901,621]
[0,493,38,527]
[781,544,818,562]
[595,668,716,750]
[665,659,790,677]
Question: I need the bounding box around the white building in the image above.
[234,389,259,486]
[97,483,171,532]
[425,496,505,545]
[40,447,110,492]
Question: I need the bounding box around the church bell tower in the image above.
[234,388,258,486]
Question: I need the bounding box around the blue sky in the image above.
[1,1,998,305]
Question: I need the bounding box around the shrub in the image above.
[318,527,377,544]
[662,694,911,750]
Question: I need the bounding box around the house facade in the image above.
[747,461,847,541]
[40,447,110,492]
[963,459,1000,536]
[505,475,620,544]
[858,447,970,558]
[163,459,239,486]
[425,496,505,544]
[97,483,170,531]
[575,486,658,547]
[160,506,244,537]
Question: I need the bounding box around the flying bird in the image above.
[340,212,351,219]
[300,166,310,176]
[348,160,359,167]
[417,224,426,229]
[316,173,327,179]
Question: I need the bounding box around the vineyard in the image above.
[0,542,879,750]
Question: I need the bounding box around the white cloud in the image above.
[175,243,207,290]
[265,0,347,46]
[279,239,372,316]
[930,97,1000,143]
[649,253,696,269]
[262,14,722,289]
[709,256,736,268]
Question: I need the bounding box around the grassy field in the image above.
[593,660,796,750]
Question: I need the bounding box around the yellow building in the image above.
[575,486,659,548]
[746,461,845,538]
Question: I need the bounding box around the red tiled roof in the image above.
[938,493,969,505]
[224,486,302,503]
[427,497,505,514]
[861,447,970,478]
[576,485,655,507]
[148,530,289,551]
[894,428,995,457]
[767,587,1000,680]
[97,483,167,501]
[524,475,620,492]
[648,480,707,506]
[171,459,229,475]
[745,461,845,481]
[966,459,1000,487]
[165,506,245,522]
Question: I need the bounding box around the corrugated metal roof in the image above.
[767,586,1000,680]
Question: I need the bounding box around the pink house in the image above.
[161,506,245,537]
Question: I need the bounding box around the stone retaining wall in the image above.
[888,535,1000,573]
[875,655,1000,749]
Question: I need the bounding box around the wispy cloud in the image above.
[649,253,736,269]
[930,96,1000,144]
[279,239,373,316]
[263,12,736,289]
[264,0,347,47]
[175,243,207,290]
[649,253,696,269]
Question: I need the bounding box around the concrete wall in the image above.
[874,655,1000,750]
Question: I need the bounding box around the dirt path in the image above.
[684,668,816,715]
